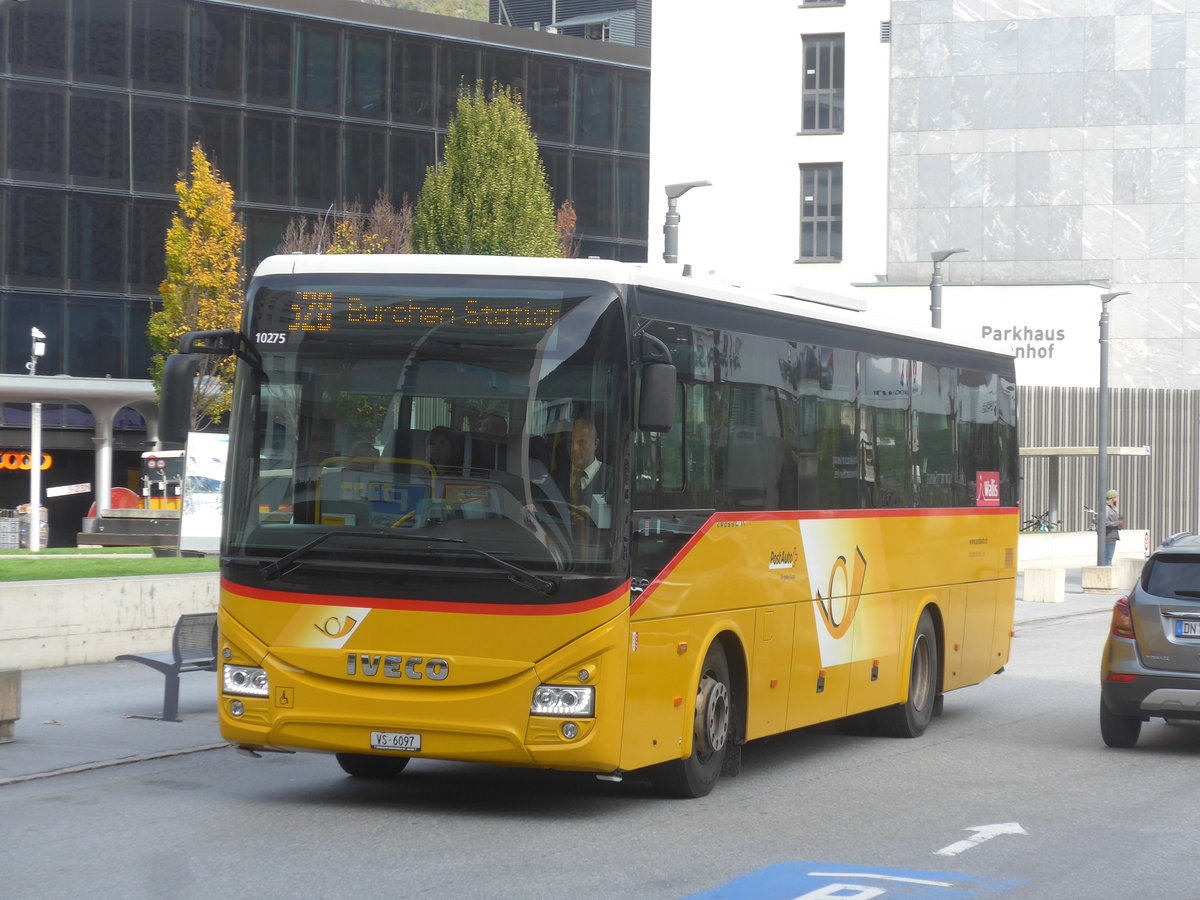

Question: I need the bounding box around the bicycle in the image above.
[1084,506,1098,529]
[1020,510,1057,532]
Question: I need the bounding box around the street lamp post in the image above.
[1097,291,1129,566]
[929,248,967,328]
[26,327,46,552]
[662,181,711,264]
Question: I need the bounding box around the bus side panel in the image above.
[991,580,1015,671]
[746,604,795,739]
[960,580,1002,687]
[785,599,851,731]
[941,583,969,690]
[845,588,909,718]
[619,612,754,773]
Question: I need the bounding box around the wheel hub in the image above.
[694,673,730,755]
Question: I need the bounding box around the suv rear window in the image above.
[1144,554,1200,598]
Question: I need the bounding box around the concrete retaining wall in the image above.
[0,573,218,670]
[1018,529,1149,570]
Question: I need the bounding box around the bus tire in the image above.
[649,641,733,799]
[874,609,938,738]
[336,752,410,779]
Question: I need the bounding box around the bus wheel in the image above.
[874,609,938,738]
[336,753,410,779]
[649,641,732,798]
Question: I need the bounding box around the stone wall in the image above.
[0,573,218,670]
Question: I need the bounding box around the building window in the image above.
[798,163,842,261]
[801,34,843,133]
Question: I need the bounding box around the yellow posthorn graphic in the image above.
[815,546,867,639]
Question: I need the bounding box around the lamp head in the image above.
[931,248,968,264]
[1100,291,1130,304]
[665,180,712,201]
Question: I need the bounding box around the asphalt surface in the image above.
[0,570,1121,786]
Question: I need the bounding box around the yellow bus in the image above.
[161,255,1018,798]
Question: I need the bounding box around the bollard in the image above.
[0,669,20,743]
[1081,566,1121,593]
[1023,568,1065,603]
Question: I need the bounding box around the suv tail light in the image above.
[1110,596,1135,639]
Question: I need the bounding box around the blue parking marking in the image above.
[681,861,1026,899]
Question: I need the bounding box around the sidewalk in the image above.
[0,662,226,786]
[0,570,1121,786]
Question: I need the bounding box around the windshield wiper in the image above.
[260,528,462,581]
[259,528,556,595]
[452,546,556,595]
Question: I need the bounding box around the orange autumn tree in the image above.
[148,142,245,428]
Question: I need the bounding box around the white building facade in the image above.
[649,0,1200,392]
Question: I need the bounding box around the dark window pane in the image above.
[617,158,647,240]
[67,298,125,377]
[70,91,128,188]
[575,66,615,148]
[439,43,478,124]
[392,38,434,125]
[801,34,844,133]
[190,6,242,100]
[8,0,67,77]
[129,199,173,292]
[572,153,614,235]
[297,23,340,113]
[540,147,570,208]
[127,299,154,379]
[7,190,65,288]
[2,294,64,375]
[244,113,291,204]
[482,49,525,96]
[188,105,242,192]
[72,0,127,86]
[247,16,293,107]
[132,0,185,93]
[244,209,290,271]
[7,87,66,180]
[390,129,434,205]
[798,163,842,261]
[69,194,126,290]
[618,70,649,153]
[132,101,186,192]
[344,126,387,205]
[295,119,340,208]
[345,31,386,119]
[530,59,569,142]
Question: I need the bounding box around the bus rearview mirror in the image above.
[639,363,676,432]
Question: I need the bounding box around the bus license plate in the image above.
[1176,620,1200,638]
[371,731,421,751]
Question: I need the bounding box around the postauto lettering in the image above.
[0,452,51,471]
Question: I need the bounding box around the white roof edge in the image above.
[251,255,1012,360]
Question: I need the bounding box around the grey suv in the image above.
[1100,532,1200,747]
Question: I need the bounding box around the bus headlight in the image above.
[530,685,594,717]
[223,664,269,697]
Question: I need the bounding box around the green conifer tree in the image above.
[413,83,559,257]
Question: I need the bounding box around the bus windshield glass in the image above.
[225,274,629,582]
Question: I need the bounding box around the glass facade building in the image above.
[0,0,650,386]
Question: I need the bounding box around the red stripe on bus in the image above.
[221,576,631,616]
[629,506,1018,615]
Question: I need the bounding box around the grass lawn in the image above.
[0,548,219,582]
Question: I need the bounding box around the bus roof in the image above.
[252,254,1012,362]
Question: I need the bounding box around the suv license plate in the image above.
[371,731,421,751]
[1175,620,1200,638]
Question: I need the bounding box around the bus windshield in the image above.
[224,274,630,584]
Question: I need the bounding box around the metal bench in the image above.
[116,612,218,722]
